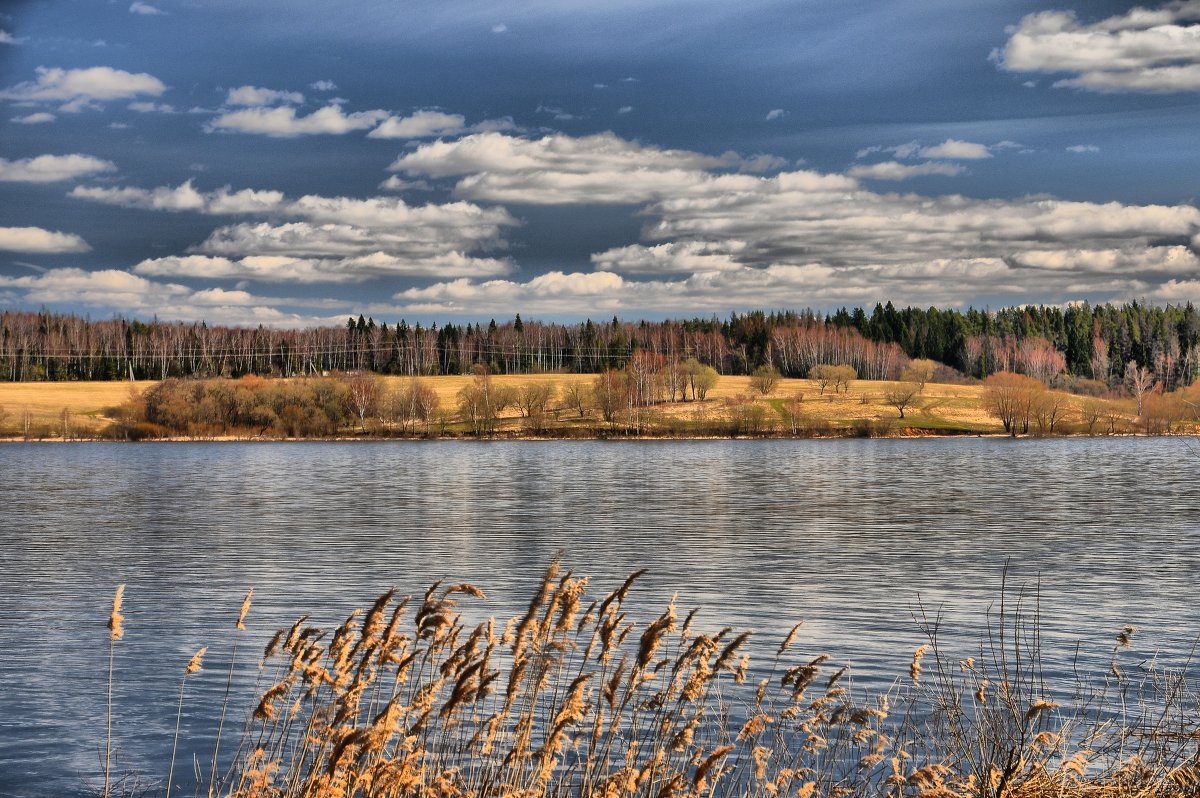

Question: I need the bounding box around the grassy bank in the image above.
[0,374,1183,440]
[98,564,1200,798]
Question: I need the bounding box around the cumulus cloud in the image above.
[1067,144,1100,153]
[847,161,965,180]
[997,2,1200,92]
[134,251,510,283]
[590,241,746,274]
[367,110,466,139]
[765,108,785,121]
[0,29,16,44]
[206,104,388,137]
[492,23,508,33]
[390,131,731,204]
[618,105,633,114]
[0,154,116,183]
[11,112,56,124]
[310,80,336,92]
[129,2,165,14]
[224,85,304,106]
[72,179,517,283]
[0,66,166,111]
[0,226,90,253]
[918,139,992,159]
[0,268,345,327]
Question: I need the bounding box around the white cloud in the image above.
[918,139,993,159]
[997,2,1200,92]
[0,268,345,327]
[617,105,633,114]
[367,110,466,139]
[765,108,784,121]
[72,180,517,284]
[378,175,432,191]
[0,29,16,44]
[129,2,165,14]
[71,180,286,214]
[11,112,55,124]
[134,251,511,283]
[492,23,508,33]
[224,85,304,106]
[1067,144,1100,153]
[390,131,730,204]
[310,80,336,92]
[0,226,90,253]
[0,66,166,110]
[128,101,175,113]
[591,241,746,274]
[0,154,116,183]
[206,104,388,137]
[847,160,965,180]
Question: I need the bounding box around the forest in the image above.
[1,301,1197,390]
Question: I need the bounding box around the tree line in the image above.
[2,301,1197,387]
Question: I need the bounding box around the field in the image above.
[0,373,1133,439]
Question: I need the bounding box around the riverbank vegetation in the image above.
[3,360,1199,440]
[98,564,1200,798]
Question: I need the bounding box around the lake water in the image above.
[1,438,1197,797]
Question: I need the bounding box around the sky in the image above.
[0,0,1199,327]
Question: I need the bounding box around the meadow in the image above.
[0,373,1165,440]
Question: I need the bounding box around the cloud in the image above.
[1067,144,1100,153]
[765,108,784,121]
[224,85,304,106]
[491,23,508,33]
[847,161,965,180]
[390,131,731,204]
[997,2,1200,92]
[72,180,517,283]
[310,80,336,92]
[918,139,992,159]
[71,180,286,213]
[0,154,116,183]
[206,104,388,137]
[134,251,511,283]
[590,241,746,274]
[378,175,432,191]
[0,66,166,110]
[128,101,175,113]
[11,112,55,124]
[0,268,344,326]
[367,110,466,139]
[0,29,15,44]
[0,226,90,253]
[618,105,633,114]
[129,2,165,14]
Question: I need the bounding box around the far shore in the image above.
[0,373,1190,441]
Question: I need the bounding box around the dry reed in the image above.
[100,566,1200,798]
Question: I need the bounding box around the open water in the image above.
[0,438,1197,797]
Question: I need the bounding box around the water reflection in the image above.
[0,438,1196,797]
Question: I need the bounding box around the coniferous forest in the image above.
[2,301,1197,389]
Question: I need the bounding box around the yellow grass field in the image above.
[0,373,1137,439]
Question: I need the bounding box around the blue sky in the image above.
[1,0,1199,326]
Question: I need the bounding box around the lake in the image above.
[1,438,1197,797]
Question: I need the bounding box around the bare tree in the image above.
[685,359,719,400]
[561,381,591,417]
[1124,361,1155,416]
[0,404,8,436]
[1030,390,1068,436]
[592,369,626,423]
[749,364,781,396]
[900,359,936,391]
[345,372,382,432]
[983,372,1042,436]
[809,363,836,395]
[884,382,921,419]
[782,392,805,435]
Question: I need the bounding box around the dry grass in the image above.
[0,380,154,435]
[101,565,1200,798]
[0,375,1158,439]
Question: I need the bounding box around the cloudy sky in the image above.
[1,0,1199,327]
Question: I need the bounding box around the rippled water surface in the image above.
[1,438,1197,797]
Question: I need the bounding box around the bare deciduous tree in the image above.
[1124,361,1155,416]
[749,364,781,396]
[884,382,921,419]
[900,359,936,391]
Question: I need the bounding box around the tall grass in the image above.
[103,565,1199,798]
